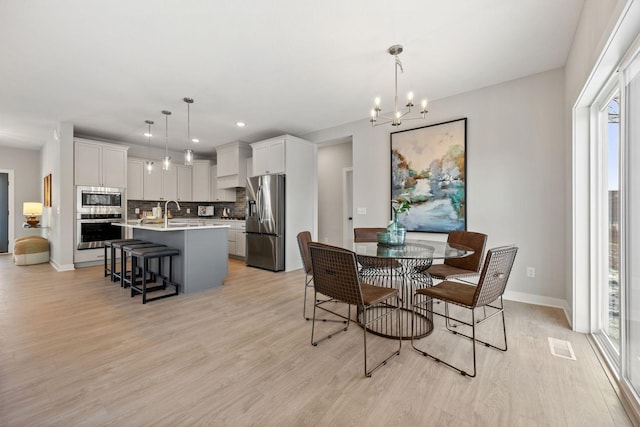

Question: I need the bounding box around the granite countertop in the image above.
[116,220,231,232]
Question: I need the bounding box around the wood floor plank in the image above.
[0,256,632,426]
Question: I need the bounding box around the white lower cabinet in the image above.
[211,220,245,258]
[235,224,246,257]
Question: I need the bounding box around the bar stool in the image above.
[104,239,143,282]
[129,246,181,304]
[118,242,166,287]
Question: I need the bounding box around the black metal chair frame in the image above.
[104,239,142,282]
[309,243,402,377]
[129,246,180,304]
[411,245,518,378]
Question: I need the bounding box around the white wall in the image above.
[0,145,40,247]
[305,68,567,306]
[317,141,352,245]
[40,123,75,270]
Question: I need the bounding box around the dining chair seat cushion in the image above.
[360,282,399,306]
[416,280,475,307]
[426,263,482,279]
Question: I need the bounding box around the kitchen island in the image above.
[114,221,230,295]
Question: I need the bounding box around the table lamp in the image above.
[23,202,43,228]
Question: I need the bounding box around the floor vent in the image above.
[548,337,576,360]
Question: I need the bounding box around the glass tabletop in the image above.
[353,239,473,260]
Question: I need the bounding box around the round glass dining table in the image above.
[353,239,473,339]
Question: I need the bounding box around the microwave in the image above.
[77,186,123,214]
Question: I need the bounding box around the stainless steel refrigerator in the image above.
[246,174,285,271]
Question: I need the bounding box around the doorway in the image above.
[317,138,353,246]
[343,167,353,247]
[0,170,13,253]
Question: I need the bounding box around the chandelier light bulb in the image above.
[408,92,414,101]
[163,156,171,171]
[374,97,381,107]
[145,160,154,174]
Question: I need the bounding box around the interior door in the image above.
[343,167,353,248]
[0,173,7,252]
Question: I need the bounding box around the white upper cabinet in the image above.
[74,139,128,187]
[176,164,192,201]
[162,167,178,201]
[216,141,251,188]
[127,159,144,200]
[143,163,163,200]
[252,139,285,175]
[192,160,211,201]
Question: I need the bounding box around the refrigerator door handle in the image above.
[257,184,263,224]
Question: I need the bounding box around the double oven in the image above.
[76,186,124,250]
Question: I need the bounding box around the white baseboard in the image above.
[50,260,75,271]
[503,290,572,326]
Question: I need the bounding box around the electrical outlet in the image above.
[186,208,190,214]
[357,207,367,215]
[134,208,140,214]
[526,267,536,278]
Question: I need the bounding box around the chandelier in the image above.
[370,45,428,127]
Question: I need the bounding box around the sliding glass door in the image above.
[593,48,640,403]
[595,90,621,362]
[625,55,640,393]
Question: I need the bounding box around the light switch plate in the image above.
[357,207,367,215]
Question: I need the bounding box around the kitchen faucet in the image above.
[164,200,181,227]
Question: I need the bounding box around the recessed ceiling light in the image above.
[191,138,199,143]
[236,122,246,127]
[144,132,153,137]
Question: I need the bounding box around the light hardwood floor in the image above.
[0,256,632,426]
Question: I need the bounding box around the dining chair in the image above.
[353,227,387,243]
[296,231,315,320]
[309,242,402,377]
[297,232,347,324]
[411,245,518,377]
[425,231,488,283]
[353,227,401,277]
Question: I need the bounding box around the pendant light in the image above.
[144,120,154,174]
[184,97,194,166]
[161,110,171,171]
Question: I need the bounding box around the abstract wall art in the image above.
[390,118,467,233]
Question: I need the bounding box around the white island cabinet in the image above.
[115,222,229,294]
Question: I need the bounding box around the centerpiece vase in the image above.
[386,214,406,246]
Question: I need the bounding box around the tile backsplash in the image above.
[127,188,246,219]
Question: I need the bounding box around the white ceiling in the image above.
[0,0,584,154]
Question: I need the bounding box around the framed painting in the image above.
[44,174,52,207]
[390,118,467,233]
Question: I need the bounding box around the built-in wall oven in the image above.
[76,186,124,250]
